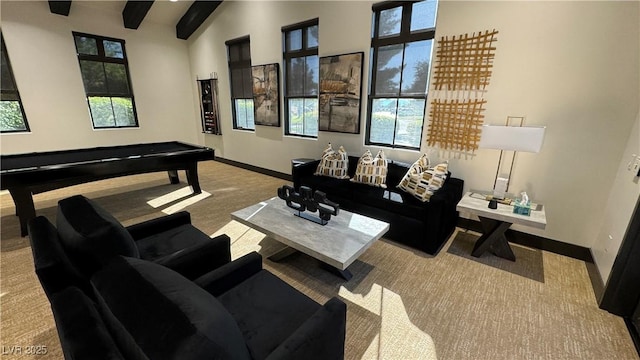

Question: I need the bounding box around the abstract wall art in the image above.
[319,52,363,134]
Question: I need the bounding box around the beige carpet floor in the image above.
[1,160,637,359]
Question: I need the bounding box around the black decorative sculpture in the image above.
[277,185,339,225]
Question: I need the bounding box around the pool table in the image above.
[1,141,215,236]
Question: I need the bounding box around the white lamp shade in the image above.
[478,125,546,153]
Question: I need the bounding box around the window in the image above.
[226,36,254,130]
[367,0,437,149]
[73,32,138,129]
[283,19,319,137]
[1,34,29,133]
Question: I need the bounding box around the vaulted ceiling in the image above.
[47,0,223,40]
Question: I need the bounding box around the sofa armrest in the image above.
[50,287,126,360]
[28,216,87,299]
[292,160,320,190]
[154,234,231,280]
[194,252,263,296]
[266,297,347,360]
[126,211,192,240]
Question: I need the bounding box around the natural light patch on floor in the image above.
[161,191,211,214]
[340,284,438,360]
[147,186,194,208]
[147,186,213,214]
[211,220,267,259]
[210,187,239,193]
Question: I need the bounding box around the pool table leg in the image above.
[9,188,35,237]
[185,163,202,194]
[167,170,180,185]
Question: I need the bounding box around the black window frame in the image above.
[366,0,437,150]
[282,18,319,138]
[73,31,139,129]
[226,35,255,131]
[1,33,30,133]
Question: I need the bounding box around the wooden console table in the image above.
[456,192,547,261]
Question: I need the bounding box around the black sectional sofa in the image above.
[292,156,464,255]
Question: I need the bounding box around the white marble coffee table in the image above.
[231,197,389,280]
[456,191,547,261]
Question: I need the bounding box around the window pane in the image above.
[288,98,304,134]
[112,97,135,126]
[303,98,318,136]
[411,0,437,32]
[369,98,397,145]
[228,44,241,62]
[0,101,27,131]
[245,100,255,129]
[235,99,247,128]
[242,67,253,98]
[286,29,302,51]
[235,99,255,129]
[104,63,129,95]
[231,69,245,98]
[374,44,403,95]
[0,93,19,101]
[240,42,251,61]
[75,36,98,55]
[395,98,425,147]
[307,25,318,48]
[80,60,107,93]
[379,7,402,37]
[401,40,432,95]
[304,55,318,95]
[88,97,115,128]
[103,40,124,58]
[1,53,15,91]
[287,58,305,96]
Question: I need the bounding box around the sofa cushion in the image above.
[398,159,449,202]
[135,224,210,261]
[350,150,388,188]
[218,270,320,360]
[299,175,354,201]
[57,195,139,274]
[351,185,429,219]
[91,256,251,360]
[314,143,350,179]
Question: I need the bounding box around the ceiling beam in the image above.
[49,1,72,16]
[176,0,223,40]
[122,1,155,29]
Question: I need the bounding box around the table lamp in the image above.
[478,117,545,202]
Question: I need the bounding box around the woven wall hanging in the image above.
[427,29,498,152]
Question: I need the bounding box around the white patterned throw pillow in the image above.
[314,143,350,179]
[350,150,388,188]
[398,155,448,202]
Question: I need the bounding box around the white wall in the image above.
[592,111,640,282]
[0,1,199,154]
[187,1,640,248]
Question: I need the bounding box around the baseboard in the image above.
[214,157,292,182]
[457,218,594,262]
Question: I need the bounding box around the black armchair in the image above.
[47,253,346,359]
[194,252,347,359]
[28,194,231,299]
